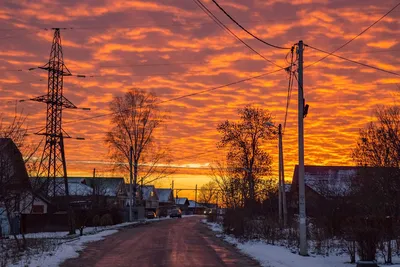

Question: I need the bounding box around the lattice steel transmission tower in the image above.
[32,28,76,198]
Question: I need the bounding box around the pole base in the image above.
[356,261,378,267]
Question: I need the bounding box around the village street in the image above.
[60,217,260,267]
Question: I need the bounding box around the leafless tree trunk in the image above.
[199,181,218,206]
[105,89,172,199]
[351,105,400,264]
[0,107,35,251]
[216,105,275,207]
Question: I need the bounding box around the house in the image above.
[289,165,358,213]
[70,177,127,208]
[141,185,159,211]
[156,188,174,216]
[0,138,31,236]
[20,193,51,214]
[188,200,206,214]
[289,165,400,235]
[175,197,189,214]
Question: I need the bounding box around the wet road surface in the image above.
[61,217,260,267]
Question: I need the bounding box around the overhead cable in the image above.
[305,1,400,68]
[211,0,290,50]
[192,0,284,68]
[306,44,400,77]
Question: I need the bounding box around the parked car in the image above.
[146,211,156,219]
[169,208,182,218]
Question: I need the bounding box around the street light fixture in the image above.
[266,122,288,227]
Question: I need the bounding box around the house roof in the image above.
[50,182,93,197]
[69,177,125,197]
[156,188,173,203]
[291,165,358,197]
[141,185,158,201]
[0,138,30,190]
[31,177,125,197]
[175,197,189,205]
[188,200,205,208]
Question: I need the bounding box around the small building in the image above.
[175,197,189,214]
[156,188,174,217]
[141,185,159,211]
[0,138,31,236]
[71,177,127,209]
[20,193,51,214]
[188,200,206,214]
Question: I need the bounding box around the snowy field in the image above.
[5,216,181,267]
[203,220,400,267]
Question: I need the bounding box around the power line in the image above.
[211,0,290,50]
[25,67,286,132]
[305,1,400,68]
[192,0,283,68]
[283,47,295,134]
[306,44,400,77]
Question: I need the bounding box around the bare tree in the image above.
[211,160,244,209]
[351,105,400,264]
[105,89,172,190]
[199,181,218,206]
[0,107,42,251]
[353,105,400,168]
[217,105,275,207]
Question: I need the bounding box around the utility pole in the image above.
[195,184,198,214]
[140,177,144,205]
[297,40,307,256]
[278,124,283,226]
[172,180,175,199]
[93,168,96,178]
[216,191,219,216]
[129,146,133,221]
[280,132,288,228]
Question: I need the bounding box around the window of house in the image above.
[32,205,44,213]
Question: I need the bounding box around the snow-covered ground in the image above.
[7,216,177,267]
[202,220,400,267]
[9,230,118,267]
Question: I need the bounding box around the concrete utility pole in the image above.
[129,146,133,221]
[195,184,198,214]
[278,124,288,227]
[278,124,283,226]
[172,180,175,199]
[279,126,288,228]
[297,40,308,256]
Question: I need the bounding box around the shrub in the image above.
[92,215,101,227]
[100,214,113,226]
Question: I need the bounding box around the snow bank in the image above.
[10,230,118,267]
[202,221,400,267]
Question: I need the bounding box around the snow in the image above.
[202,221,400,267]
[10,230,118,267]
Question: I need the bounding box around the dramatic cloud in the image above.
[0,0,399,191]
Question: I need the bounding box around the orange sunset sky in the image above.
[0,0,399,198]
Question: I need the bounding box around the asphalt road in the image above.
[61,216,260,267]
